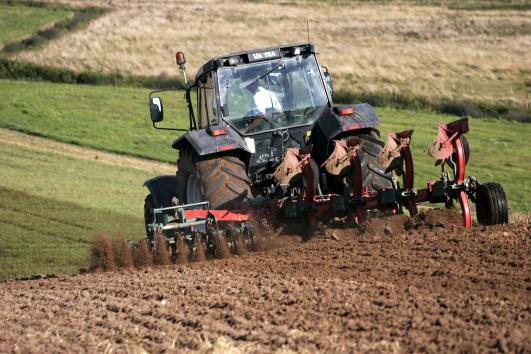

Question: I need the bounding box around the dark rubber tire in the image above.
[449,134,470,166]
[177,149,252,210]
[357,131,393,191]
[476,182,508,225]
[326,130,393,195]
[143,194,155,241]
[353,131,394,192]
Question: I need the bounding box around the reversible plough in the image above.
[146,117,508,257]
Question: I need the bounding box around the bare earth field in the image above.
[1,211,529,353]
[11,0,531,110]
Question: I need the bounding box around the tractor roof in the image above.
[195,42,316,80]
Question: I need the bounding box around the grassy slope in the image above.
[13,0,530,113]
[0,79,528,212]
[0,4,72,45]
[0,79,185,162]
[0,138,165,281]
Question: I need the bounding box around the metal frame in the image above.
[275,118,480,228]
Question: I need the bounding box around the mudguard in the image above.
[317,103,381,139]
[172,125,251,156]
[143,175,177,208]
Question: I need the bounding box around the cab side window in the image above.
[198,72,217,128]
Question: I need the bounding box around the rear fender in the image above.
[317,103,381,139]
[143,175,177,208]
[172,125,251,168]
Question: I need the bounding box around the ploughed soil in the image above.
[0,210,529,353]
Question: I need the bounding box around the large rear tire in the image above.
[177,149,252,209]
[356,131,395,192]
[327,130,393,194]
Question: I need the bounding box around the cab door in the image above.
[197,71,218,128]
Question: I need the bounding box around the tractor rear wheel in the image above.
[325,130,393,195]
[177,149,252,209]
[476,182,508,225]
[356,131,395,192]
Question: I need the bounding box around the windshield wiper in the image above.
[252,59,284,85]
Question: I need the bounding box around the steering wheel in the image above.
[243,110,276,128]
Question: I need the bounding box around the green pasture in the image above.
[0,79,528,212]
[0,140,156,281]
[0,3,72,45]
[0,79,184,162]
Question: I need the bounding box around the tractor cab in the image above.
[206,44,331,135]
[148,42,385,202]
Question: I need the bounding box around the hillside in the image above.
[9,0,531,115]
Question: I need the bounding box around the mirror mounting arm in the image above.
[152,121,188,132]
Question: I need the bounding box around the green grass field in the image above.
[0,79,529,212]
[0,4,72,45]
[0,79,184,162]
[0,135,171,281]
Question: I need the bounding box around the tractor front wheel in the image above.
[143,194,155,241]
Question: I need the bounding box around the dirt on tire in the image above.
[1,210,529,353]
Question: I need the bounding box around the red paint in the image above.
[218,144,237,151]
[183,210,250,221]
[346,123,361,131]
[210,128,227,136]
[338,107,354,115]
[401,144,418,216]
[454,137,472,227]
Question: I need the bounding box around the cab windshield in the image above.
[217,54,328,135]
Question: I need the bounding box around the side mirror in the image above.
[322,67,333,97]
[150,96,164,123]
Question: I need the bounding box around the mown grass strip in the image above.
[0,2,71,45]
[0,56,527,121]
[0,79,184,162]
[0,0,108,54]
[334,89,531,123]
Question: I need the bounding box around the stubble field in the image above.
[8,0,531,113]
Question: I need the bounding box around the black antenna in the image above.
[307,19,310,42]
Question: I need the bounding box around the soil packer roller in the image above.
[143,43,508,259]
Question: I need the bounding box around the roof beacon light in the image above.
[176,52,187,69]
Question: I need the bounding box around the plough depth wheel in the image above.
[476,182,509,225]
